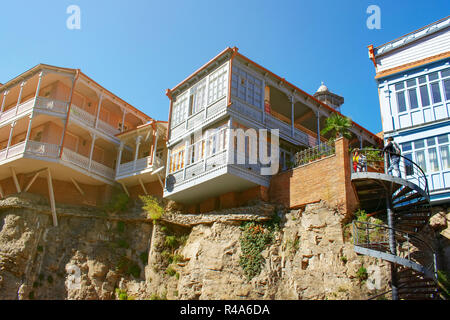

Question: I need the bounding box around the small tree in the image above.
[321,113,353,140]
[140,195,164,223]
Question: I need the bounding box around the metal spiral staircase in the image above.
[351,149,444,300]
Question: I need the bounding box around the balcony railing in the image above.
[61,148,115,180]
[117,155,163,177]
[69,104,120,137]
[288,140,335,169]
[25,141,60,158]
[351,148,429,196]
[35,97,68,114]
[0,141,60,162]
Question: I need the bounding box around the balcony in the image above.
[0,140,61,165]
[69,104,121,139]
[0,97,68,126]
[116,155,163,179]
[61,148,115,181]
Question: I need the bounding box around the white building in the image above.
[369,16,450,204]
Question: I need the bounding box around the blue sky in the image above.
[0,0,449,134]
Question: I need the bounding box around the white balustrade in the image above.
[7,142,26,157]
[61,148,90,171]
[97,119,120,136]
[25,141,60,158]
[69,104,96,127]
[35,97,68,114]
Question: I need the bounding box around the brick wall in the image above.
[269,138,358,216]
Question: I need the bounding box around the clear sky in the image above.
[0,0,449,134]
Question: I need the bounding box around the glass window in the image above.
[415,150,427,173]
[431,82,442,103]
[414,139,425,149]
[404,153,414,176]
[418,76,427,84]
[401,142,412,152]
[429,72,439,81]
[407,79,416,87]
[395,82,404,90]
[427,137,435,146]
[441,69,450,78]
[408,88,419,109]
[428,148,440,172]
[419,85,430,107]
[397,91,407,112]
[438,134,449,144]
[444,79,450,101]
[440,145,450,170]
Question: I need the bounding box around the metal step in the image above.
[393,192,421,206]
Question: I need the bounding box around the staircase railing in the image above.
[353,220,438,280]
[351,148,429,197]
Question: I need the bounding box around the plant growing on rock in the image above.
[239,214,280,281]
[104,190,130,214]
[140,195,164,223]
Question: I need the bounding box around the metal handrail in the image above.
[353,220,438,280]
[351,148,430,197]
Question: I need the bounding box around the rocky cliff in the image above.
[2,193,446,300]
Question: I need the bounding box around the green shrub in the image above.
[116,239,129,249]
[165,235,178,249]
[140,195,164,223]
[165,266,176,277]
[116,221,125,233]
[356,266,368,282]
[239,214,280,281]
[437,270,450,299]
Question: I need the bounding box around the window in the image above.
[431,82,442,104]
[232,66,263,108]
[171,94,188,127]
[396,91,407,113]
[189,79,207,115]
[428,148,440,172]
[208,64,228,104]
[393,69,449,115]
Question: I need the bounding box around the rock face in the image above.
[1,193,437,300]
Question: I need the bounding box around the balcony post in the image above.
[5,121,16,158]
[290,96,295,138]
[316,108,321,146]
[15,81,26,115]
[88,133,97,171]
[152,130,160,166]
[34,72,44,101]
[116,141,124,176]
[134,135,142,170]
[0,90,9,114]
[121,109,127,132]
[95,93,103,129]
[183,139,189,179]
[24,114,33,150]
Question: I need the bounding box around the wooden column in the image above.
[88,133,97,171]
[5,121,16,158]
[152,130,160,166]
[290,96,295,138]
[94,94,103,129]
[46,168,58,227]
[34,72,44,104]
[316,108,321,146]
[134,135,142,170]
[10,167,21,193]
[15,81,26,115]
[0,90,8,114]
[121,109,127,132]
[116,141,125,175]
[24,114,33,148]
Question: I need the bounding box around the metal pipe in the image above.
[386,183,398,300]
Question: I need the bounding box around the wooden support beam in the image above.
[24,171,41,192]
[10,167,21,193]
[46,169,58,227]
[0,182,4,198]
[120,182,130,197]
[70,178,85,196]
[294,110,314,124]
[139,178,148,195]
